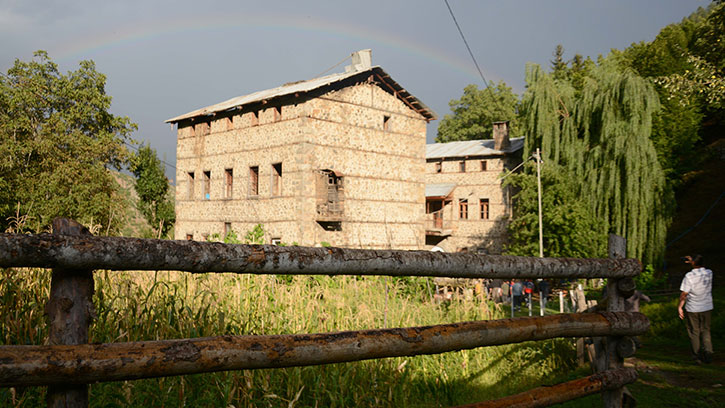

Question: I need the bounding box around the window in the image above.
[271,162,282,196]
[459,199,468,219]
[435,161,442,173]
[187,172,195,199]
[203,171,211,200]
[249,166,259,196]
[225,168,233,198]
[185,234,193,241]
[224,222,232,238]
[383,115,391,131]
[459,160,466,172]
[480,198,490,220]
[480,160,487,171]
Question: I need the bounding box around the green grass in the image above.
[0,269,579,407]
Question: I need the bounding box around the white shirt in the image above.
[680,267,713,313]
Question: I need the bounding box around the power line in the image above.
[124,141,176,170]
[315,54,352,78]
[443,0,508,115]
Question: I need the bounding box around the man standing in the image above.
[678,254,714,364]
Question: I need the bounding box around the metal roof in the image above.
[166,66,436,123]
[425,183,456,198]
[426,137,525,159]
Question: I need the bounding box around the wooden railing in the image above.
[0,218,646,408]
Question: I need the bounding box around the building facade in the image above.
[166,51,436,249]
[424,122,523,253]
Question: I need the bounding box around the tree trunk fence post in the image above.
[45,218,94,408]
[601,234,634,408]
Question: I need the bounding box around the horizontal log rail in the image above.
[0,312,648,388]
[456,367,638,408]
[0,233,641,279]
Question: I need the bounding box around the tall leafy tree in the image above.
[0,51,136,233]
[129,144,175,238]
[436,82,519,143]
[519,61,670,264]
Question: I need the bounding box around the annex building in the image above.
[424,122,524,253]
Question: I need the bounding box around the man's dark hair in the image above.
[692,254,703,267]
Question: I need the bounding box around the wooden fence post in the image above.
[45,218,94,408]
[601,234,628,408]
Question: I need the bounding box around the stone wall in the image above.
[174,80,427,249]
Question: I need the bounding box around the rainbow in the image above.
[53,11,494,82]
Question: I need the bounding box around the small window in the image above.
[224,222,232,238]
[187,172,195,200]
[459,160,466,173]
[271,162,282,196]
[274,106,282,122]
[203,171,211,200]
[185,234,193,241]
[249,166,259,196]
[225,168,233,199]
[271,238,282,246]
[480,160,487,171]
[480,198,490,220]
[435,161,442,173]
[383,115,391,131]
[459,199,468,219]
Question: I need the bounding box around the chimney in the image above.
[493,121,511,151]
[345,49,372,73]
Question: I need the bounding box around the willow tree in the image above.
[519,61,671,264]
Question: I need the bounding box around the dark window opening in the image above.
[249,166,259,196]
[480,160,487,171]
[317,221,342,231]
[225,168,233,198]
[185,234,193,241]
[224,222,231,238]
[435,161,442,173]
[480,198,490,219]
[187,172,195,200]
[459,160,466,173]
[272,162,282,196]
[459,199,468,219]
[203,171,211,200]
[383,115,391,131]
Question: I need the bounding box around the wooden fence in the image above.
[0,218,647,407]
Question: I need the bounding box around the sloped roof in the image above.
[425,183,456,198]
[426,137,525,159]
[166,66,436,123]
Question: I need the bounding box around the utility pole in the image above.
[535,148,543,258]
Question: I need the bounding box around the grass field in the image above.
[2,265,721,407]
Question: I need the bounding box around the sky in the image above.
[0,0,712,182]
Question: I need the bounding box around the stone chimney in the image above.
[493,121,511,151]
[345,49,372,73]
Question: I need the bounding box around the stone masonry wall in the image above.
[174,80,428,249]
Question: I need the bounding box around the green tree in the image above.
[128,144,175,238]
[435,82,519,143]
[505,163,606,258]
[520,61,671,264]
[0,51,136,233]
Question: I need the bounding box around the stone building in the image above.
[424,122,524,253]
[166,50,436,249]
